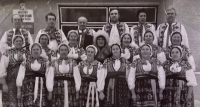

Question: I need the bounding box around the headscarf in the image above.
[93,30,109,46]
[30,43,48,60]
[38,33,50,45]
[86,45,98,55]
[12,35,25,48]
[139,44,153,57]
[169,46,183,59]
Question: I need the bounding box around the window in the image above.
[58,4,157,36]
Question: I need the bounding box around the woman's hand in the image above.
[99,91,105,100]
[2,83,8,93]
[17,90,21,99]
[76,91,79,100]
[48,92,53,100]
[131,89,136,101]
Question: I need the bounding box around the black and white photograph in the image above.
[0,0,199,107]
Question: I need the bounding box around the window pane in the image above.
[61,7,107,23]
[110,7,157,23]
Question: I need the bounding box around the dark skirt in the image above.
[102,78,130,107]
[2,64,21,107]
[161,79,194,107]
[20,76,47,107]
[78,81,98,107]
[51,80,78,107]
[133,78,160,107]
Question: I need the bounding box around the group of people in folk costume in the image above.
[0,5,197,107]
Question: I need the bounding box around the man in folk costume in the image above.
[0,14,33,51]
[130,9,157,46]
[156,6,189,48]
[35,12,68,51]
[76,16,95,49]
[102,9,129,46]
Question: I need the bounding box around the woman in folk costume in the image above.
[133,31,166,64]
[164,32,196,71]
[128,44,165,107]
[0,35,28,107]
[67,30,87,62]
[102,44,130,107]
[46,43,81,107]
[93,30,111,63]
[161,46,197,107]
[38,33,56,61]
[16,43,49,107]
[120,33,138,62]
[77,45,106,107]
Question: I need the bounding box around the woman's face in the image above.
[59,45,69,56]
[32,45,41,58]
[171,33,182,45]
[141,45,151,58]
[97,36,105,47]
[69,32,78,43]
[86,47,95,59]
[171,48,181,61]
[13,37,23,49]
[144,32,154,44]
[112,45,121,57]
[39,35,49,47]
[122,35,131,46]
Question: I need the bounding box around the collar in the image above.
[45,27,57,32]
[110,21,120,25]
[68,43,78,48]
[138,22,147,27]
[165,22,177,26]
[78,28,88,33]
[13,28,22,34]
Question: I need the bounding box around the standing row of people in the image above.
[0,6,197,107]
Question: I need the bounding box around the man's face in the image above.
[166,9,176,23]
[110,10,119,22]
[138,12,146,24]
[47,15,56,27]
[78,17,87,30]
[13,15,22,29]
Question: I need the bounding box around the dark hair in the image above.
[170,32,182,43]
[109,8,120,16]
[58,44,69,54]
[139,44,152,58]
[13,36,23,42]
[96,35,106,47]
[144,31,154,41]
[121,33,132,45]
[31,43,42,54]
[39,34,49,44]
[137,9,147,18]
[169,46,182,58]
[111,44,121,56]
[45,12,56,21]
[11,14,23,22]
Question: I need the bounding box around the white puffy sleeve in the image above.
[127,67,136,90]
[186,69,197,86]
[97,63,107,92]
[35,29,42,43]
[0,54,9,78]
[124,23,129,33]
[187,55,196,71]
[60,29,68,44]
[157,52,166,64]
[151,24,157,45]
[73,65,81,91]
[102,25,106,31]
[46,66,54,92]
[16,61,26,87]
[0,31,8,45]
[157,65,166,89]
[27,31,33,47]
[181,24,189,48]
